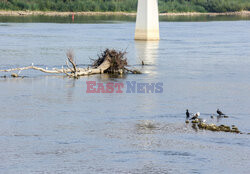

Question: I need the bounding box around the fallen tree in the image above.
[0,49,141,78]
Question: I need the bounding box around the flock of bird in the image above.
[185,109,227,122]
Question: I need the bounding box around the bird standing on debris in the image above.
[217,109,225,116]
[186,109,190,119]
[191,112,200,120]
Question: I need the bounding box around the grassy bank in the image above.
[0,0,250,13]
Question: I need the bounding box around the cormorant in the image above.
[186,109,190,119]
[217,109,225,116]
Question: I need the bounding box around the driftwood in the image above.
[0,49,141,78]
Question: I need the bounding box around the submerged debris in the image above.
[191,119,199,124]
[186,119,241,134]
[197,123,240,133]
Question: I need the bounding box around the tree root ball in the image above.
[92,49,128,74]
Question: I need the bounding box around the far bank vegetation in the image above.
[0,0,250,13]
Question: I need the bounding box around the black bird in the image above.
[186,109,190,119]
[217,109,225,116]
[190,112,200,120]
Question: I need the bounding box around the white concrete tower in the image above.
[135,0,160,41]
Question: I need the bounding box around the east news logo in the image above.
[86,81,163,93]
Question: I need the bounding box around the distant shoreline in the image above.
[0,10,250,17]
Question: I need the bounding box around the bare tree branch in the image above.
[66,50,77,73]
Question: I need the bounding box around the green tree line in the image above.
[0,0,250,13]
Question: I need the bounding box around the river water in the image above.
[0,15,250,174]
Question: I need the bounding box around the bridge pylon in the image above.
[135,0,160,41]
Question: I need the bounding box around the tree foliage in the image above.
[0,0,249,12]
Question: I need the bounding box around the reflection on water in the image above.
[95,73,128,82]
[0,14,250,23]
[65,78,76,102]
[135,41,159,65]
[0,15,136,23]
[135,41,159,78]
[159,14,250,22]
